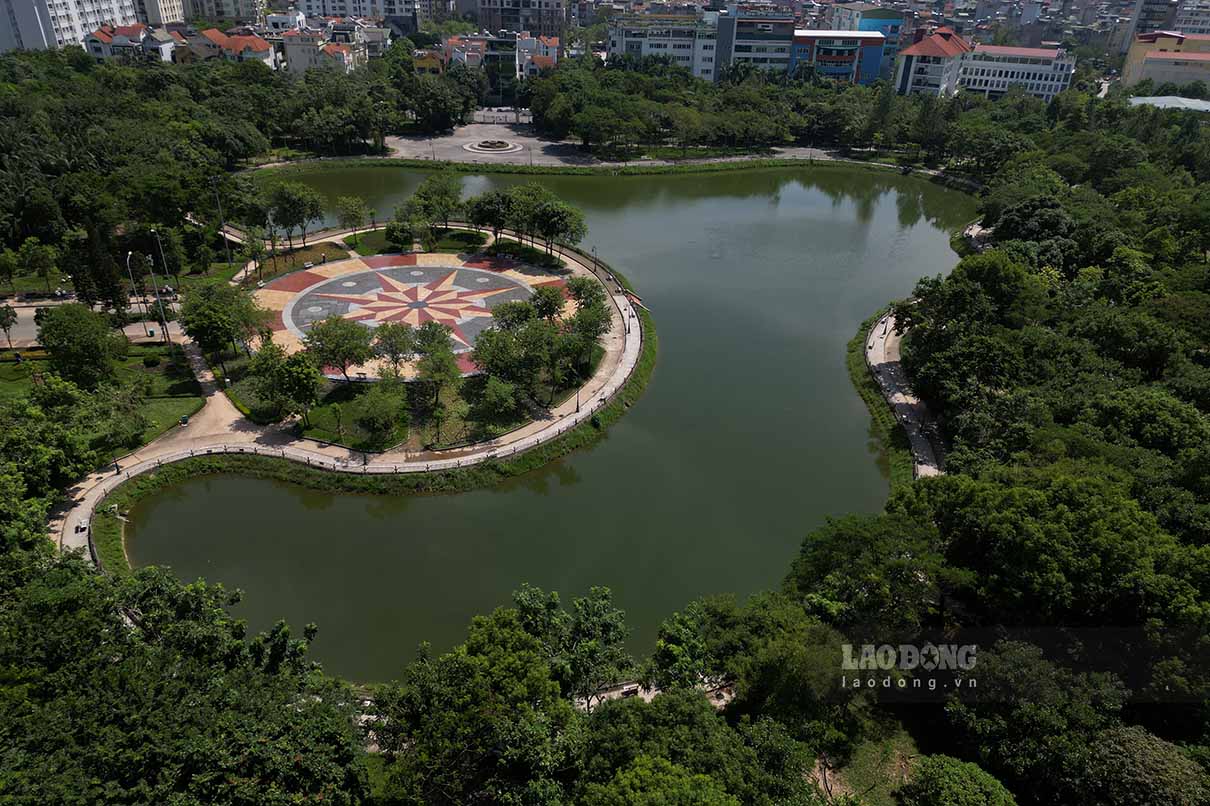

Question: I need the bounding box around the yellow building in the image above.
[1124,30,1210,84]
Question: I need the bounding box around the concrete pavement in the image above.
[864,310,943,479]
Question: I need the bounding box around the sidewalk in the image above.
[864,311,943,478]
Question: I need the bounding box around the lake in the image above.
[125,165,975,681]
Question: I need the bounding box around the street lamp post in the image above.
[150,227,178,290]
[147,229,173,347]
[211,176,234,269]
[125,252,150,337]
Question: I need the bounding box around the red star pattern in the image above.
[315,270,516,348]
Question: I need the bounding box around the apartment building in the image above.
[716,3,794,75]
[1175,0,1210,34]
[893,26,971,95]
[185,0,264,21]
[476,0,565,38]
[1,0,139,51]
[958,43,1075,102]
[606,13,718,80]
[137,0,183,25]
[828,2,903,75]
[790,28,885,85]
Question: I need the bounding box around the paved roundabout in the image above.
[255,252,571,378]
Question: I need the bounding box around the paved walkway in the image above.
[864,311,943,479]
[55,242,644,565]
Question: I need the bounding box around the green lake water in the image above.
[125,165,975,682]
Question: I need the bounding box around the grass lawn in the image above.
[250,241,349,285]
[177,261,244,292]
[431,229,487,253]
[342,228,392,254]
[486,239,566,271]
[639,145,776,161]
[836,725,920,806]
[0,270,73,299]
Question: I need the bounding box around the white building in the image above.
[958,44,1075,102]
[137,0,183,25]
[296,0,444,22]
[893,26,971,95]
[1175,0,1210,33]
[265,7,306,31]
[0,0,139,52]
[184,0,264,22]
[606,13,719,81]
[516,30,558,77]
[282,28,365,72]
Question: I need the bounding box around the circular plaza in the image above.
[254,249,580,380]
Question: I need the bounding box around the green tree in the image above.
[1081,726,1210,806]
[580,755,741,806]
[466,189,515,240]
[355,382,405,445]
[268,182,325,250]
[303,316,373,384]
[18,236,58,293]
[335,195,369,241]
[897,755,1017,806]
[179,283,267,371]
[280,351,322,426]
[36,303,125,389]
[0,303,16,348]
[531,284,566,321]
[411,171,463,230]
[372,322,416,377]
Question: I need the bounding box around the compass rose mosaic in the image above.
[254,252,570,378]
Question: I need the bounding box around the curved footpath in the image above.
[53,244,643,564]
[864,310,944,478]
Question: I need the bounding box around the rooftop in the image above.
[794,29,887,39]
[1130,95,1210,110]
[899,27,972,58]
[972,44,1061,58]
[1144,48,1210,61]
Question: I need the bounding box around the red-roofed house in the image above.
[894,27,971,95]
[191,28,277,68]
[517,30,559,77]
[282,29,366,73]
[84,23,147,60]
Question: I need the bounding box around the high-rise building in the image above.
[958,43,1075,103]
[1119,0,1178,51]
[716,3,795,76]
[185,0,264,22]
[136,0,183,25]
[1175,0,1210,34]
[828,3,903,75]
[476,0,565,38]
[1,0,139,51]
